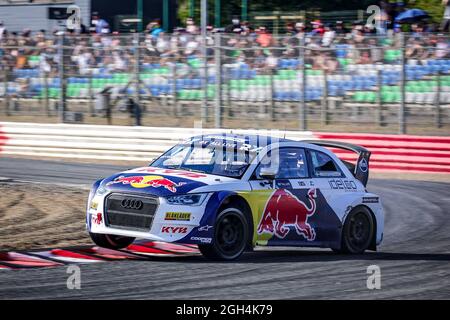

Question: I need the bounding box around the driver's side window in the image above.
[310,150,343,178]
[255,148,308,179]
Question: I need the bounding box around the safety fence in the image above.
[0,122,448,174]
[0,33,449,134]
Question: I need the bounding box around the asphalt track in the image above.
[0,157,449,299]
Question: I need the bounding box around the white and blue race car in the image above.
[87,134,384,261]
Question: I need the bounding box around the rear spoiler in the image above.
[303,140,371,187]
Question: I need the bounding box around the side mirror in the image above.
[259,166,278,180]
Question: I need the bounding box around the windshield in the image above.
[151,140,261,178]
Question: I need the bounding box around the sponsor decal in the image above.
[92,212,102,225]
[161,226,188,234]
[190,237,212,244]
[121,198,143,210]
[107,175,186,193]
[359,158,369,173]
[136,167,207,179]
[259,181,273,188]
[198,225,213,232]
[258,189,317,241]
[297,180,314,188]
[275,180,292,189]
[90,200,98,210]
[363,197,379,204]
[329,179,357,191]
[165,212,191,221]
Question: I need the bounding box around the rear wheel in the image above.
[89,232,135,250]
[335,206,374,254]
[198,207,249,261]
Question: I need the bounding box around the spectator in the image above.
[405,37,428,59]
[256,26,272,47]
[294,22,306,36]
[443,0,450,32]
[186,17,198,34]
[435,34,449,58]
[285,23,296,36]
[0,21,5,41]
[335,21,348,35]
[368,38,383,63]
[91,13,110,34]
[322,23,336,47]
[310,20,325,36]
[357,50,373,64]
[225,17,243,34]
[147,20,164,37]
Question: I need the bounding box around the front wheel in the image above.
[198,207,249,261]
[335,206,374,254]
[89,232,135,250]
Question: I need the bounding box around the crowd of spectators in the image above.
[0,7,449,81]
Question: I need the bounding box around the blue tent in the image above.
[395,9,429,23]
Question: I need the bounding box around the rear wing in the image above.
[303,140,371,187]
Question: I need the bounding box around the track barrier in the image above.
[0,122,448,174]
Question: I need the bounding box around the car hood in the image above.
[100,166,238,197]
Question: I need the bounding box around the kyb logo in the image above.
[161,226,188,234]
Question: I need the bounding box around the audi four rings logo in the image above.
[121,199,144,210]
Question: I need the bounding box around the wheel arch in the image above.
[343,204,377,251]
[218,194,254,250]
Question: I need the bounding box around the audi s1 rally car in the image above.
[86,134,384,261]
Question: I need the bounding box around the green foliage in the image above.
[407,0,445,23]
[177,0,446,27]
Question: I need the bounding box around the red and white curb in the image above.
[0,124,8,154]
[0,242,200,270]
[314,132,450,174]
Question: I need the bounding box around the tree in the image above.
[407,0,445,23]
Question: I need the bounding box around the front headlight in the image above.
[166,193,209,206]
[95,186,108,196]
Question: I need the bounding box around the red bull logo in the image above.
[93,212,103,225]
[107,175,186,193]
[257,188,317,241]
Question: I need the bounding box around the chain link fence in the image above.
[0,32,449,134]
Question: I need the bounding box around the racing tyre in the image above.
[89,232,135,250]
[335,206,374,254]
[198,207,249,261]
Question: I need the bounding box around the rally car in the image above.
[86,134,384,261]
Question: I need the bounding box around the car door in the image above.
[305,148,348,248]
[248,147,318,246]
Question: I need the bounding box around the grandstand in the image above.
[0,23,449,132]
[2,34,449,104]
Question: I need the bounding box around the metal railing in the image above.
[0,32,449,134]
